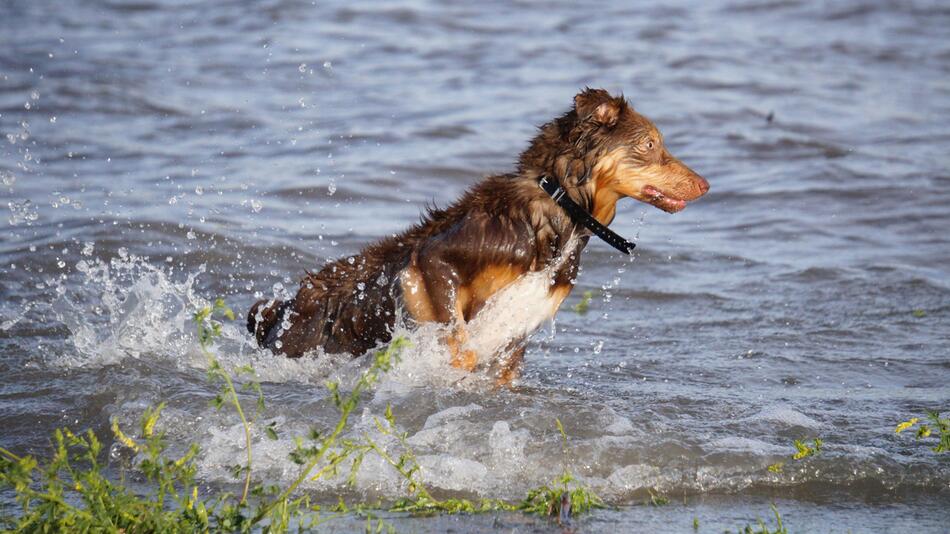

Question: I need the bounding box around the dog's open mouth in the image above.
[642,185,687,213]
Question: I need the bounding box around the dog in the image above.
[248,88,709,384]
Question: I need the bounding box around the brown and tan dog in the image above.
[248,88,708,384]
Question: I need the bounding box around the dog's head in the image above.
[538,88,709,215]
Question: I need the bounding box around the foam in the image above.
[745,405,825,429]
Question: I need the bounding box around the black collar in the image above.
[538,176,636,255]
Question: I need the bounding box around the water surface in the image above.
[2,0,949,531]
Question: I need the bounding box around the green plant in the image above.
[517,418,604,523]
[896,411,950,453]
[195,299,257,504]
[518,471,604,524]
[765,437,822,475]
[572,290,595,314]
[791,438,822,460]
[249,335,411,529]
[735,504,787,534]
[1,410,209,532]
[646,488,669,507]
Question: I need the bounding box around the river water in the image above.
[1,0,948,531]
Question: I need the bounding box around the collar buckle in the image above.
[539,176,566,202]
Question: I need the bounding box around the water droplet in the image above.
[298,63,308,73]
[327,181,336,196]
[323,61,332,70]
[7,199,38,226]
[250,199,263,213]
[194,185,203,195]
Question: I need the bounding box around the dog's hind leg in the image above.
[247,298,290,348]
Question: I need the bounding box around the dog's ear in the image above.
[574,88,621,127]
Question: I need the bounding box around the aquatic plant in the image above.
[572,289,595,314]
[734,504,787,534]
[765,437,823,474]
[791,438,822,460]
[195,298,257,504]
[896,411,950,453]
[0,298,604,532]
[514,418,605,521]
[645,488,670,507]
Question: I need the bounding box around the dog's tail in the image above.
[246,298,293,350]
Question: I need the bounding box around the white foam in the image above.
[706,436,788,455]
[488,421,529,476]
[746,405,824,429]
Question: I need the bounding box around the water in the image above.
[2,0,949,531]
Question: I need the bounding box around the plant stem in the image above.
[250,385,358,526]
[362,433,433,502]
[198,344,253,505]
[0,446,22,461]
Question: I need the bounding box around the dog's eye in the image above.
[646,140,654,150]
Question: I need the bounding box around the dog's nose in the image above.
[697,175,710,195]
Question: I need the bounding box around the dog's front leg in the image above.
[496,345,525,386]
[404,248,477,371]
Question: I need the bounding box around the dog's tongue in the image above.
[643,185,687,213]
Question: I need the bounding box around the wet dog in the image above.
[248,88,709,384]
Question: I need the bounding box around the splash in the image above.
[52,252,209,367]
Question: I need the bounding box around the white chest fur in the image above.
[464,235,578,357]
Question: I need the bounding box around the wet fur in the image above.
[248,88,708,382]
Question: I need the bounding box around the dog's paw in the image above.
[450,349,478,371]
